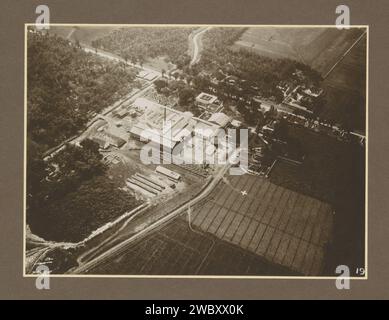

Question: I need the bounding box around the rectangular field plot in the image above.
[87,218,296,276]
[186,174,333,276]
[234,27,365,75]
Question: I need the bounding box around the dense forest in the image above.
[28,140,140,242]
[28,29,138,150]
[91,27,194,67]
[27,30,140,242]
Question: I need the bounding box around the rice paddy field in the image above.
[88,217,296,276]
[88,173,333,276]
[269,124,366,275]
[187,174,333,276]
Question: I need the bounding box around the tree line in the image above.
[91,27,194,67]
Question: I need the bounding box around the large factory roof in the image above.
[208,112,231,128]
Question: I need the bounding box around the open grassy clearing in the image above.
[234,27,365,75]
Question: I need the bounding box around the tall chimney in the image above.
[163,107,167,129]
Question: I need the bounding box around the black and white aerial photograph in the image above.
[25,25,367,278]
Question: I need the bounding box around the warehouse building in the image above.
[156,166,181,182]
[92,132,126,149]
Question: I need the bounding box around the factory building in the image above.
[129,98,231,164]
[156,166,181,182]
[130,98,195,153]
[208,112,231,128]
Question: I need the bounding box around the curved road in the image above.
[190,26,211,66]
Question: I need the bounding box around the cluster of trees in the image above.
[178,87,196,107]
[28,30,138,150]
[91,27,194,66]
[27,140,140,242]
[153,79,169,93]
[153,78,199,115]
[198,27,246,55]
[236,99,263,126]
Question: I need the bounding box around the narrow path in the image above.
[323,30,367,79]
[66,27,77,40]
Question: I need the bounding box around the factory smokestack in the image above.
[163,106,167,129]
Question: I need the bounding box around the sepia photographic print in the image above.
[24,24,367,278]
